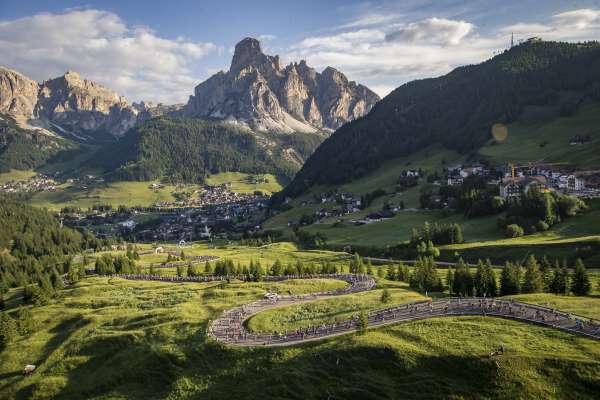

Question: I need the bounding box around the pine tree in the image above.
[0,313,18,348]
[204,261,212,274]
[453,224,464,244]
[176,265,184,277]
[356,311,368,335]
[15,307,36,336]
[445,267,454,294]
[271,259,283,276]
[500,262,521,295]
[380,288,391,303]
[453,258,473,296]
[522,255,544,293]
[550,267,568,295]
[366,259,374,275]
[377,266,386,279]
[571,258,591,296]
[67,263,80,284]
[485,259,498,297]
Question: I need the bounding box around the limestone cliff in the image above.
[186,37,379,133]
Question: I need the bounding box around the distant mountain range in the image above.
[281,40,600,198]
[0,37,378,140]
[0,37,379,177]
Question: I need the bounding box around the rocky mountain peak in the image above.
[231,37,281,76]
[0,66,39,117]
[187,37,380,133]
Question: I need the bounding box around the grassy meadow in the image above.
[1,273,599,400]
[478,102,600,169]
[2,171,282,211]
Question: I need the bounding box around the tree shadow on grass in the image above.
[51,319,600,400]
[12,316,90,399]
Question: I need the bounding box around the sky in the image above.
[2,0,600,104]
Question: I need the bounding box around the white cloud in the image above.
[287,9,600,99]
[553,9,600,30]
[501,9,600,41]
[0,9,215,103]
[336,13,402,30]
[386,17,474,45]
[294,29,386,51]
[258,34,277,42]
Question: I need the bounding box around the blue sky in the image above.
[2,0,600,103]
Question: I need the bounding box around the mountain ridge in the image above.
[280,40,600,198]
[186,37,380,133]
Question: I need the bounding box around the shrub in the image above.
[505,224,524,238]
[536,220,550,231]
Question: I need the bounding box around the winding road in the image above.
[206,275,600,346]
[113,273,600,346]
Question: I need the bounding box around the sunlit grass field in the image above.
[20,171,282,211]
[1,275,599,399]
[478,102,600,169]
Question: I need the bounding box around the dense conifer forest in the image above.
[0,196,101,305]
[91,117,320,182]
[282,41,600,197]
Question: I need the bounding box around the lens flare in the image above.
[491,123,508,141]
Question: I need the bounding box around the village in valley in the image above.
[282,160,600,229]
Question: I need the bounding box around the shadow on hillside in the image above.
[50,319,600,400]
[13,316,90,399]
[49,322,505,400]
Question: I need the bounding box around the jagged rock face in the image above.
[187,37,380,133]
[0,66,39,117]
[0,67,157,138]
[36,71,140,137]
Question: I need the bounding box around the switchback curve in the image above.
[111,273,600,346]
[206,277,600,347]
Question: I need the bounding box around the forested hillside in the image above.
[0,196,101,301]
[0,115,74,172]
[91,117,323,182]
[282,40,600,197]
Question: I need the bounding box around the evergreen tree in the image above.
[0,313,17,349]
[377,266,387,279]
[550,267,569,295]
[356,311,368,335]
[15,307,36,336]
[204,261,213,274]
[571,259,591,296]
[270,259,283,276]
[67,263,80,284]
[187,263,195,277]
[522,255,544,293]
[445,267,454,294]
[453,258,473,296]
[500,262,521,295]
[380,288,391,303]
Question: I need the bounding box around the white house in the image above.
[566,175,585,191]
[499,176,547,199]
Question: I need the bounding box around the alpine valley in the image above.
[0,37,379,184]
[2,4,600,400]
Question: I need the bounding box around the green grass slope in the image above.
[1,276,599,399]
[479,102,600,168]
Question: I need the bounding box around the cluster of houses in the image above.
[131,198,266,241]
[0,174,58,194]
[446,163,600,200]
[154,183,264,208]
